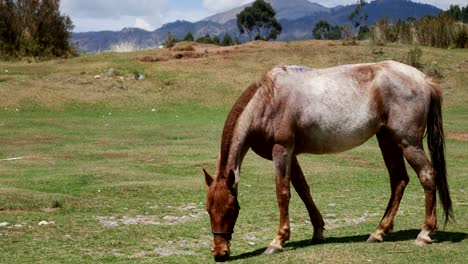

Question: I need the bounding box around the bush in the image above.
[164,32,177,48]
[371,16,468,49]
[406,46,423,68]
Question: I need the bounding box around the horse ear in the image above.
[203,169,214,186]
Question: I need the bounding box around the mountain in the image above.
[72,0,441,53]
[202,0,330,24]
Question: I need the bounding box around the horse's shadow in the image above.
[230,229,467,261]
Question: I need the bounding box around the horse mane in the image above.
[218,74,273,178]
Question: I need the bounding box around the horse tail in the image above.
[426,80,453,225]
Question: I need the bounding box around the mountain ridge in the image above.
[71,0,441,53]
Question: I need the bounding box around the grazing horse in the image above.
[203,60,452,262]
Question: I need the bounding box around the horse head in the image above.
[204,169,240,262]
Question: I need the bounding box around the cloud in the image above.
[61,0,170,18]
[61,0,172,31]
[202,0,253,13]
[314,0,463,10]
[134,18,153,31]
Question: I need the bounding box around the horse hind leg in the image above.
[367,128,409,243]
[401,142,437,245]
[290,156,325,243]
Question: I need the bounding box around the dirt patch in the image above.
[97,203,206,227]
[98,152,128,159]
[151,246,196,257]
[447,131,468,142]
[138,41,272,63]
[0,207,59,214]
[324,211,379,229]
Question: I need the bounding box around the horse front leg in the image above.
[264,144,292,254]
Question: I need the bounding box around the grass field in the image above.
[0,41,467,263]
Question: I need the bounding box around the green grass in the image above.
[0,41,466,263]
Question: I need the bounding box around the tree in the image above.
[313,20,330,40]
[357,25,370,40]
[164,32,177,48]
[236,0,282,41]
[233,35,241,45]
[221,33,233,46]
[183,32,194,42]
[212,35,220,45]
[440,4,468,23]
[328,25,342,40]
[196,34,213,44]
[349,0,368,39]
[0,0,75,58]
[313,20,342,40]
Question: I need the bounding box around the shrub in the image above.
[406,46,423,68]
[371,16,468,49]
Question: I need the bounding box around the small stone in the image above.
[94,75,101,79]
[0,222,9,227]
[248,242,256,246]
[151,108,157,112]
[38,220,49,226]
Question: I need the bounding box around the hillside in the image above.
[71,0,441,53]
[0,40,467,263]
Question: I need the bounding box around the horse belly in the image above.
[295,101,380,154]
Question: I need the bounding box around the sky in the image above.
[60,0,466,32]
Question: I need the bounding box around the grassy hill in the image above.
[0,41,466,263]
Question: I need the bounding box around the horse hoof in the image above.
[416,229,433,245]
[311,237,326,244]
[366,234,383,243]
[263,246,283,255]
[416,235,433,245]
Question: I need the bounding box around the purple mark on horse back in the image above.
[286,65,310,73]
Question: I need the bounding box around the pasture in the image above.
[0,41,466,263]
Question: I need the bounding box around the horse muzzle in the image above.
[212,242,230,262]
[213,249,230,262]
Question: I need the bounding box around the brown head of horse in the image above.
[203,61,453,261]
[204,169,240,262]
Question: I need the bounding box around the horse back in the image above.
[252,61,432,154]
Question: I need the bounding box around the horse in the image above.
[203,60,452,262]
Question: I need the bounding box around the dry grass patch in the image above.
[447,131,468,142]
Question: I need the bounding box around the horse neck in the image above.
[216,83,261,186]
[216,122,251,187]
